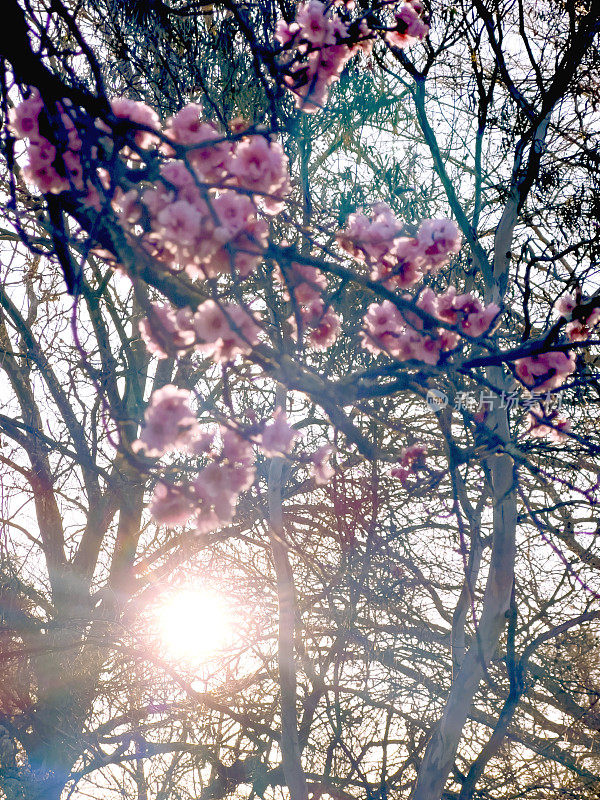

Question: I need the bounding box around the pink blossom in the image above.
[401,443,427,467]
[383,237,423,288]
[157,200,202,246]
[194,462,237,521]
[139,303,196,359]
[311,444,335,484]
[141,185,172,218]
[230,137,290,197]
[361,300,404,355]
[307,304,341,350]
[212,192,255,241]
[186,121,231,180]
[112,188,142,224]
[221,305,259,358]
[460,303,500,337]
[386,1,429,49]
[24,161,67,194]
[296,1,336,47]
[555,293,577,317]
[194,301,260,362]
[276,18,300,45]
[527,411,571,442]
[159,160,199,203]
[111,98,160,148]
[339,203,402,265]
[150,482,195,525]
[426,286,456,323]
[260,408,300,456]
[417,218,461,271]
[62,150,84,190]
[390,466,411,484]
[166,103,205,145]
[193,300,232,344]
[515,351,576,391]
[134,385,198,456]
[221,428,254,467]
[566,316,599,342]
[8,90,43,139]
[278,262,328,304]
[407,333,442,365]
[28,138,56,166]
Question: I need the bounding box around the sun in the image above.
[154,588,232,664]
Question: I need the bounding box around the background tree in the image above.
[0,1,599,800]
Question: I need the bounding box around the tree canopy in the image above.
[0,2,599,799]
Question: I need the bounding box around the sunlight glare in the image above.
[155,588,232,664]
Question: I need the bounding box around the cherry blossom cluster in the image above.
[133,386,321,528]
[10,91,290,281]
[277,261,341,350]
[148,432,256,533]
[385,0,430,48]
[361,287,499,365]
[417,287,500,338]
[514,351,576,392]
[140,300,260,363]
[8,89,98,203]
[112,101,290,280]
[555,293,600,342]
[390,442,428,484]
[276,0,428,112]
[338,203,461,289]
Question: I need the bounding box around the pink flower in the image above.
[166,103,205,145]
[386,1,429,49]
[527,411,571,442]
[276,18,300,45]
[401,443,427,467]
[112,188,142,224]
[417,218,461,271]
[24,161,68,194]
[296,1,337,47]
[193,301,260,362]
[230,137,290,197]
[139,303,196,359]
[383,237,423,288]
[194,300,232,344]
[339,203,403,265]
[260,408,300,456]
[150,482,195,525]
[407,333,442,365]
[159,160,198,201]
[8,90,43,139]
[63,150,84,190]
[308,305,341,350]
[390,466,412,484]
[221,428,254,468]
[111,98,160,148]
[361,300,404,354]
[212,192,255,241]
[156,200,202,246]
[186,120,232,180]
[555,293,577,317]
[195,462,237,521]
[278,262,328,304]
[460,303,500,337]
[311,444,335,484]
[134,385,198,456]
[515,351,576,391]
[28,138,56,165]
